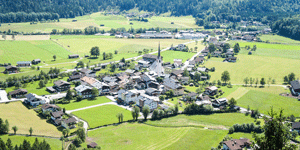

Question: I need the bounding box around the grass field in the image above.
[0,12,199,33]
[236,90,300,116]
[204,54,300,84]
[57,96,111,110]
[0,102,61,137]
[0,134,62,150]
[145,113,255,129]
[86,123,226,150]
[186,41,206,52]
[72,105,132,129]
[157,50,196,63]
[0,40,71,64]
[259,34,300,45]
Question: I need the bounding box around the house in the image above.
[200,76,208,81]
[79,69,96,78]
[8,89,28,98]
[32,59,41,65]
[189,60,196,66]
[170,70,184,79]
[209,37,218,44]
[212,98,228,107]
[75,85,93,99]
[163,78,185,96]
[195,100,212,106]
[194,57,204,64]
[51,111,64,123]
[145,88,160,96]
[148,81,160,89]
[179,76,189,85]
[183,92,198,101]
[125,69,136,75]
[53,80,71,92]
[224,57,237,62]
[93,67,101,72]
[213,51,222,57]
[41,104,59,113]
[68,72,85,82]
[87,142,98,149]
[291,80,300,96]
[292,122,300,132]
[177,44,187,51]
[204,86,218,96]
[223,139,252,150]
[197,67,208,72]
[103,76,118,83]
[173,59,183,68]
[138,60,150,68]
[4,66,18,74]
[198,94,210,101]
[68,54,79,59]
[118,89,140,104]
[17,61,31,67]
[25,93,47,107]
[226,52,234,57]
[61,117,77,129]
[143,54,161,63]
[137,94,159,110]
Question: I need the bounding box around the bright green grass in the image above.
[5,77,70,95]
[86,123,225,150]
[204,54,300,84]
[72,105,132,129]
[0,134,62,150]
[145,114,255,129]
[155,50,196,63]
[0,102,61,137]
[186,41,206,52]
[229,41,300,59]
[259,35,300,45]
[0,40,71,64]
[164,128,227,150]
[166,96,186,111]
[237,90,300,116]
[228,132,254,141]
[57,96,111,110]
[183,85,239,99]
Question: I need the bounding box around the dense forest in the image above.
[271,17,300,40]
[0,0,299,23]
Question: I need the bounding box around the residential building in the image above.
[51,111,64,122]
[204,86,218,96]
[292,122,300,132]
[61,117,77,129]
[209,37,218,44]
[194,57,204,64]
[75,85,93,99]
[291,80,300,96]
[163,78,185,96]
[183,92,198,101]
[53,80,71,92]
[68,54,79,59]
[145,88,160,96]
[25,93,48,107]
[143,54,162,63]
[41,104,59,113]
[79,69,96,78]
[4,66,18,74]
[17,61,31,67]
[8,89,28,98]
[137,94,159,110]
[212,98,228,107]
[223,139,252,150]
[170,70,184,79]
[224,57,237,62]
[32,59,41,65]
[118,89,140,104]
[177,44,187,51]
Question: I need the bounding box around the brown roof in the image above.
[53,80,70,87]
[81,76,98,85]
[194,57,204,63]
[41,104,59,110]
[51,111,64,118]
[223,139,251,150]
[87,142,98,148]
[5,65,18,70]
[171,70,184,76]
[8,89,28,96]
[63,117,77,124]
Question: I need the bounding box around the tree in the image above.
[74,137,83,147]
[53,55,56,61]
[6,138,13,150]
[62,129,68,137]
[91,87,98,99]
[159,95,165,101]
[249,77,253,86]
[29,127,33,136]
[234,43,240,53]
[38,80,45,88]
[196,88,203,94]
[243,77,249,86]
[252,45,257,51]
[174,103,179,115]
[65,89,73,100]
[151,109,159,120]
[221,71,230,84]
[228,98,237,108]
[252,108,297,149]
[77,61,84,68]
[68,143,76,150]
[115,50,118,54]
[76,127,86,142]
[260,78,266,87]
[12,126,18,135]
[183,69,189,77]
[290,115,296,122]
[103,52,106,60]
[222,43,230,53]
[283,76,288,83]
[131,106,140,121]
[288,73,295,83]
[142,106,150,120]
[208,43,217,53]
[255,78,259,87]
[116,113,123,123]
[90,46,100,57]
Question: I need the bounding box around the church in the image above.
[149,43,165,77]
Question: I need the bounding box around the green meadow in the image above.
[259,34,300,45]
[57,96,111,110]
[72,105,132,129]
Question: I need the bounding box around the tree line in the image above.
[0,12,59,23]
[271,17,300,40]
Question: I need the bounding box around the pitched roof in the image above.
[5,65,18,70]
[223,139,251,150]
[8,89,28,96]
[63,117,77,124]
[291,80,300,90]
[41,104,59,110]
[81,76,99,85]
[74,85,92,93]
[171,70,184,76]
[17,61,31,64]
[87,142,98,148]
[53,80,70,87]
[163,78,182,89]
[143,54,158,60]
[51,111,64,118]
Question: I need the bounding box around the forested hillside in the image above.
[0,0,299,23]
[271,17,300,40]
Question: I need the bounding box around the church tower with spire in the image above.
[149,42,164,76]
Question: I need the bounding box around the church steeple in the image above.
[158,42,161,59]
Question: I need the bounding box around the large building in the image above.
[149,43,164,77]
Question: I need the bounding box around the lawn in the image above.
[5,77,70,95]
[72,105,132,129]
[0,134,62,150]
[57,96,112,110]
[259,34,300,45]
[183,85,239,99]
[0,40,71,64]
[145,113,255,129]
[228,132,255,141]
[86,123,226,150]
[204,54,300,84]
[155,50,196,63]
[166,96,187,111]
[237,90,300,116]
[186,41,206,52]
[0,102,61,137]
[0,12,199,33]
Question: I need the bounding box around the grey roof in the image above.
[54,80,70,87]
[186,92,197,97]
[292,122,300,129]
[5,65,18,70]
[41,104,59,110]
[46,87,56,92]
[103,76,118,83]
[145,88,157,94]
[125,69,135,74]
[75,85,92,92]
[33,59,41,62]
[197,67,207,72]
[17,61,31,64]
[51,111,64,118]
[143,54,159,60]
[63,117,77,124]
[291,80,300,90]
[9,89,28,96]
[163,78,182,89]
[171,70,184,76]
[118,89,126,94]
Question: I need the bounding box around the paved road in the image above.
[181,47,205,70]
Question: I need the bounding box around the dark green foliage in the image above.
[271,17,300,40]
[229,123,263,134]
[183,103,214,115]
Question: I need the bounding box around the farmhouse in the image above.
[137,93,159,110]
[75,85,93,99]
[177,44,187,51]
[68,72,86,82]
[17,61,31,67]
[41,104,59,113]
[224,57,237,62]
[117,89,140,104]
[68,54,79,59]
[194,57,204,64]
[291,80,300,96]
[212,98,228,107]
[204,86,218,96]
[25,93,48,107]
[32,59,41,65]
[8,89,28,98]
[87,142,98,149]
[51,111,64,122]
[61,117,77,129]
[138,60,150,68]
[4,65,18,74]
[183,92,198,101]
[170,70,184,79]
[209,37,218,44]
[223,139,251,150]
[79,69,96,78]
[145,88,161,96]
[163,78,185,96]
[213,51,222,57]
[53,80,71,92]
